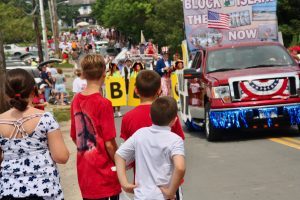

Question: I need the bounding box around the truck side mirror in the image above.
[184,68,202,79]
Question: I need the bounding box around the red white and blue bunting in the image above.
[240,78,289,101]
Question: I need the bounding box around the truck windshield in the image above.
[207,45,295,73]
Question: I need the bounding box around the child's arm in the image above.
[70,102,77,144]
[105,139,118,162]
[48,130,70,164]
[115,153,137,193]
[160,155,186,199]
[0,148,3,165]
[115,135,137,193]
[34,102,48,107]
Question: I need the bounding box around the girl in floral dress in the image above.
[0,69,69,200]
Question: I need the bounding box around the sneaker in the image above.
[118,112,122,117]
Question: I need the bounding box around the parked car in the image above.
[179,41,300,141]
[96,46,120,57]
[37,59,62,71]
[4,44,28,56]
[95,40,109,50]
[6,66,42,85]
[6,61,28,67]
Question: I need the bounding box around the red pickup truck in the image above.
[180,41,300,141]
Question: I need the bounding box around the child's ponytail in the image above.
[5,69,35,112]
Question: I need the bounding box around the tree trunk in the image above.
[32,0,44,62]
[0,31,6,75]
[0,31,9,113]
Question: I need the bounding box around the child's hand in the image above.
[122,183,137,194]
[159,186,176,200]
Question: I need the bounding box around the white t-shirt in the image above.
[72,77,87,93]
[117,125,185,200]
[49,68,58,76]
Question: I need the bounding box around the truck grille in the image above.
[229,73,299,102]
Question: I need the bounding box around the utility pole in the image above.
[48,0,54,34]
[51,0,60,58]
[38,0,49,61]
[32,0,44,62]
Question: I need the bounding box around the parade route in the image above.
[58,107,300,200]
[269,137,300,150]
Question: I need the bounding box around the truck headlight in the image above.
[212,86,231,103]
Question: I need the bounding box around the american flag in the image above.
[208,10,230,30]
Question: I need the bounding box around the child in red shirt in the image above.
[120,70,185,198]
[70,54,121,199]
[121,70,185,141]
[32,85,47,110]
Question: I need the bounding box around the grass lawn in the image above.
[54,63,74,68]
[53,108,70,122]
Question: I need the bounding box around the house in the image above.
[69,0,96,25]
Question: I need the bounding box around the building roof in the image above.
[68,0,96,5]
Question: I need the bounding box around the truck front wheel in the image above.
[205,103,221,141]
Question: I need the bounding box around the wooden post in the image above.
[51,0,60,58]
[32,0,44,62]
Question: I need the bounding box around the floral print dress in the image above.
[0,112,64,200]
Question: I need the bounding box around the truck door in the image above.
[188,51,204,108]
[183,50,206,126]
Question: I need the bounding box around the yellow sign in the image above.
[171,73,179,101]
[128,78,140,107]
[181,40,189,67]
[105,77,127,107]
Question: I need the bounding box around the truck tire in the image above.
[205,103,221,141]
[184,119,194,131]
[184,119,202,132]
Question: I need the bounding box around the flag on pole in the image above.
[208,10,230,30]
[141,30,146,44]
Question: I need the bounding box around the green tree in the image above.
[57,4,80,27]
[0,2,35,44]
[91,0,109,25]
[146,0,184,54]
[100,0,153,44]
[278,0,300,47]
[92,0,184,54]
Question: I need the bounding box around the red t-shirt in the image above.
[70,93,121,199]
[121,104,185,141]
[62,53,68,59]
[32,94,46,110]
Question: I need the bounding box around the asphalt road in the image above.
[59,106,300,200]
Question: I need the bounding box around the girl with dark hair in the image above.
[130,62,144,78]
[0,73,10,114]
[0,68,69,200]
[107,63,122,117]
[32,85,47,110]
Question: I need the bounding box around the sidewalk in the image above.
[57,120,82,200]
